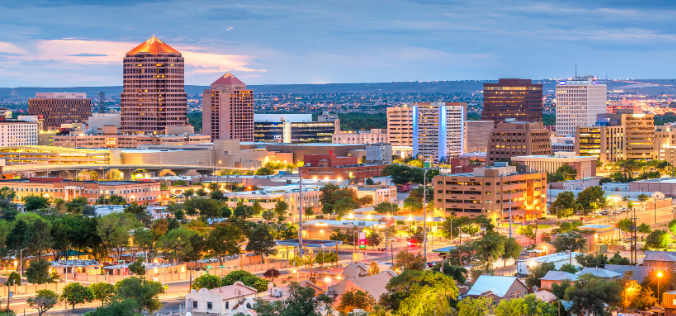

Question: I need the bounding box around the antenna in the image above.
[575,65,578,78]
[97,91,107,113]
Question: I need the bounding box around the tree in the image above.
[97,213,142,263]
[457,297,494,316]
[156,227,195,264]
[6,219,28,252]
[431,262,467,284]
[576,186,606,212]
[639,223,653,239]
[127,258,146,276]
[559,263,578,273]
[334,198,357,219]
[621,279,641,312]
[379,270,459,315]
[575,253,608,268]
[255,167,273,175]
[61,282,94,309]
[246,225,277,261]
[336,289,376,315]
[123,202,150,224]
[525,262,555,288]
[473,231,505,274]
[550,191,580,219]
[502,237,522,267]
[369,261,380,276]
[552,231,587,252]
[234,204,254,219]
[517,224,536,244]
[220,205,232,218]
[24,219,53,260]
[206,224,243,265]
[90,282,115,306]
[494,294,557,316]
[646,229,670,250]
[182,189,194,200]
[114,277,164,314]
[555,163,578,180]
[195,188,207,197]
[273,200,289,217]
[393,248,426,271]
[373,202,398,215]
[617,219,634,239]
[563,273,622,316]
[608,252,631,265]
[263,268,280,283]
[262,210,275,222]
[191,274,221,290]
[27,289,61,316]
[633,287,658,310]
[25,260,57,284]
[97,194,127,205]
[319,183,358,206]
[403,196,423,212]
[253,282,333,316]
[365,178,374,185]
[252,201,263,216]
[551,280,572,300]
[84,298,143,316]
[22,195,50,211]
[304,206,314,219]
[366,231,383,249]
[321,203,334,215]
[637,193,650,202]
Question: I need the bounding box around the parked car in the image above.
[599,210,609,215]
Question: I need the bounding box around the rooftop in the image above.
[211,72,245,86]
[467,276,524,297]
[517,252,582,263]
[579,267,621,279]
[127,36,180,55]
[541,271,578,281]
[275,239,343,248]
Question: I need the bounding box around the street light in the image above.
[657,271,663,305]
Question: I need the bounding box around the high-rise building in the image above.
[0,119,39,146]
[486,121,551,163]
[121,36,187,133]
[482,79,543,124]
[29,93,91,129]
[575,110,654,162]
[464,120,494,152]
[253,114,333,143]
[555,76,607,137]
[433,162,546,221]
[413,102,466,162]
[202,73,254,141]
[386,106,414,147]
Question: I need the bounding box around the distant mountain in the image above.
[2,78,676,98]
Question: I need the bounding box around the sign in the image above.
[164,284,168,290]
[358,231,366,249]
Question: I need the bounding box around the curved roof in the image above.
[212,72,245,86]
[127,36,180,55]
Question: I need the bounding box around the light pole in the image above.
[657,271,663,305]
[19,247,27,278]
[423,169,428,263]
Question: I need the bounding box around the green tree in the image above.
[368,261,380,276]
[502,237,522,268]
[24,219,53,260]
[334,198,357,219]
[366,231,383,249]
[457,297,494,316]
[25,260,57,284]
[517,224,536,244]
[403,196,423,212]
[393,248,426,271]
[576,253,608,268]
[273,200,289,217]
[182,189,194,200]
[365,178,374,185]
[84,298,143,316]
[576,186,607,212]
[473,231,505,274]
[6,272,21,286]
[61,282,94,309]
[638,223,652,239]
[252,201,263,216]
[156,227,195,264]
[525,262,555,288]
[123,202,150,224]
[617,219,634,239]
[5,219,28,252]
[234,204,254,219]
[253,282,333,316]
[127,258,146,276]
[336,289,376,315]
[550,191,580,219]
[27,289,61,316]
[431,262,467,284]
[321,203,334,215]
[255,167,273,175]
[97,213,142,263]
[195,188,208,197]
[494,294,557,316]
[608,252,631,265]
[555,163,578,180]
[563,273,622,316]
[207,224,243,265]
[637,194,650,202]
[646,229,670,250]
[379,270,459,316]
[552,231,587,252]
[114,277,164,314]
[90,282,115,306]
[261,210,275,222]
[22,195,50,211]
[373,202,398,215]
[632,287,658,310]
[559,263,578,273]
[191,274,222,290]
[246,225,277,261]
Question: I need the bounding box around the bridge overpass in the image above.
[3,164,232,180]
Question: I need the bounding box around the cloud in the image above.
[67,53,108,57]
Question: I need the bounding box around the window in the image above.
[207,302,212,310]
[192,301,197,309]
[225,301,229,309]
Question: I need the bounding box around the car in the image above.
[599,211,609,215]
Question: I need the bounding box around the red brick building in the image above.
[300,154,384,183]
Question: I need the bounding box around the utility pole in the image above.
[509,191,513,239]
[298,170,303,257]
[423,169,428,263]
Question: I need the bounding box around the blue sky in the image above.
[0,0,675,87]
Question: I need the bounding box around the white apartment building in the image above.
[0,121,39,147]
[555,76,607,137]
[413,102,466,162]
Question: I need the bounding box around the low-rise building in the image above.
[329,271,397,307]
[643,251,676,270]
[0,119,39,146]
[366,143,392,165]
[516,252,582,276]
[332,123,388,144]
[222,184,322,213]
[464,120,494,153]
[52,125,210,148]
[511,152,596,179]
[433,162,547,222]
[186,282,259,315]
[467,276,529,304]
[300,154,385,184]
[539,271,578,289]
[254,114,334,143]
[0,178,161,204]
[575,110,655,162]
[350,185,397,205]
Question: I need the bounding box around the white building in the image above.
[516,252,582,276]
[555,76,607,137]
[366,143,392,165]
[413,102,466,162]
[186,282,258,315]
[0,120,39,146]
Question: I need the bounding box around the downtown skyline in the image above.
[1,0,676,87]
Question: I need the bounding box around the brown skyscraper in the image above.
[482,79,543,124]
[202,73,254,141]
[121,36,187,133]
[29,92,91,129]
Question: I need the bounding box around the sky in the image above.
[1,0,676,87]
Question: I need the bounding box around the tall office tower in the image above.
[29,93,91,129]
[464,120,494,152]
[555,76,607,137]
[413,102,466,162]
[482,79,543,124]
[387,105,414,157]
[121,36,187,133]
[486,121,551,163]
[202,73,254,141]
[576,109,654,163]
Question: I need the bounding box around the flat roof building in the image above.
[575,110,654,162]
[254,114,334,144]
[0,178,161,204]
[555,76,607,137]
[510,152,596,179]
[482,78,543,125]
[465,120,494,153]
[487,121,551,163]
[386,106,413,147]
[413,102,466,162]
[29,92,91,129]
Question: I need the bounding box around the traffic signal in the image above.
[359,231,366,249]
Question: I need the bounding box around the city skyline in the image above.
[1,0,676,87]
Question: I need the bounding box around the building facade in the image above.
[0,120,39,147]
[575,110,654,162]
[433,163,547,222]
[121,36,188,133]
[202,73,254,141]
[386,106,414,147]
[555,76,607,137]
[551,136,575,153]
[0,178,161,204]
[366,143,393,165]
[511,152,597,179]
[332,125,388,145]
[299,154,384,183]
[29,93,91,129]
[482,79,543,124]
[413,102,466,162]
[465,120,494,153]
[254,114,334,143]
[53,132,210,149]
[486,121,551,163]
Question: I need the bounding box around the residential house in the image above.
[604,264,658,283]
[342,262,369,280]
[539,271,578,289]
[466,276,530,304]
[329,271,397,307]
[186,281,258,315]
[578,267,621,280]
[643,251,676,270]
